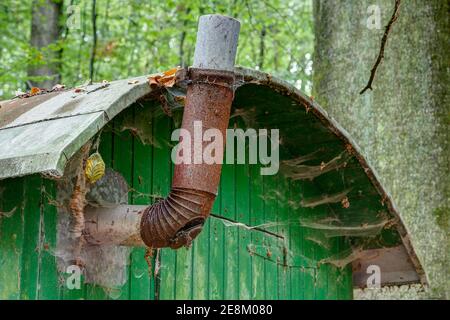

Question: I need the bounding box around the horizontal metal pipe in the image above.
[84,205,146,246]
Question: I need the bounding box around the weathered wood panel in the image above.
[352,246,420,288]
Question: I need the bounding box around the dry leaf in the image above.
[162,67,179,77]
[128,79,140,85]
[52,84,65,91]
[159,76,176,87]
[148,77,159,87]
[30,87,41,96]
[148,66,180,88]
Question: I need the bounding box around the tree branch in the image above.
[259,26,266,69]
[89,0,97,83]
[360,0,401,95]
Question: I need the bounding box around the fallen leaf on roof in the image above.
[30,87,41,96]
[52,84,66,91]
[148,67,180,89]
[16,87,48,99]
[74,87,86,93]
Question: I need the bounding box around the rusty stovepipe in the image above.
[140,15,240,249]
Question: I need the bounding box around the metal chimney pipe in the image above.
[140,15,240,249]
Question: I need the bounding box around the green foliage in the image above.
[0,1,33,96]
[0,0,313,100]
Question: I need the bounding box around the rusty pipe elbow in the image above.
[140,68,235,249]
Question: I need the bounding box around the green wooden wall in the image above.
[0,102,353,300]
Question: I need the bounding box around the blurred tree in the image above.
[0,0,314,99]
[0,1,33,96]
[28,0,63,88]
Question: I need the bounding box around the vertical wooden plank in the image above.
[208,188,224,299]
[85,284,111,300]
[175,246,192,299]
[304,268,316,300]
[236,162,252,299]
[326,237,339,300]
[250,164,265,299]
[130,104,154,300]
[99,125,113,166]
[337,237,353,300]
[0,177,24,299]
[38,179,60,299]
[344,264,353,300]
[221,161,238,299]
[302,242,315,297]
[84,127,113,300]
[153,114,177,300]
[315,264,329,300]
[289,267,300,300]
[288,180,304,300]
[111,112,134,300]
[191,218,210,299]
[298,180,320,300]
[311,199,329,300]
[277,176,290,299]
[264,174,278,300]
[19,175,42,300]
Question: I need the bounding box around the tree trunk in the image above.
[313,0,449,298]
[28,0,63,89]
[89,0,97,82]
